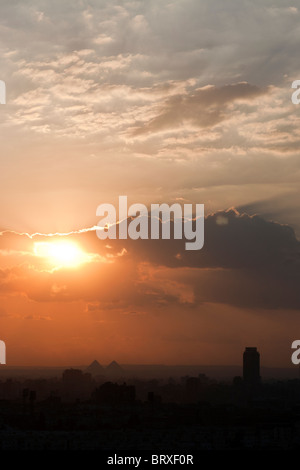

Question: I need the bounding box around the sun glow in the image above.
[33,241,87,267]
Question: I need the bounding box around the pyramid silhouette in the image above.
[86,360,104,375]
[106,360,124,375]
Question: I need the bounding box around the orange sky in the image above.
[1,0,300,367]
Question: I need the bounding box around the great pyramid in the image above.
[106,360,124,376]
[86,360,105,375]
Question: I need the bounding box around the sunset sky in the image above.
[1,0,300,367]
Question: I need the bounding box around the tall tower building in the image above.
[243,347,260,385]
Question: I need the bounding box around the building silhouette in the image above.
[243,347,260,385]
[62,368,93,401]
[93,382,135,405]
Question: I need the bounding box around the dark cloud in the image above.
[237,192,300,238]
[132,83,267,134]
[1,209,300,309]
[94,209,298,271]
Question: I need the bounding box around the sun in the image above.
[33,241,87,268]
